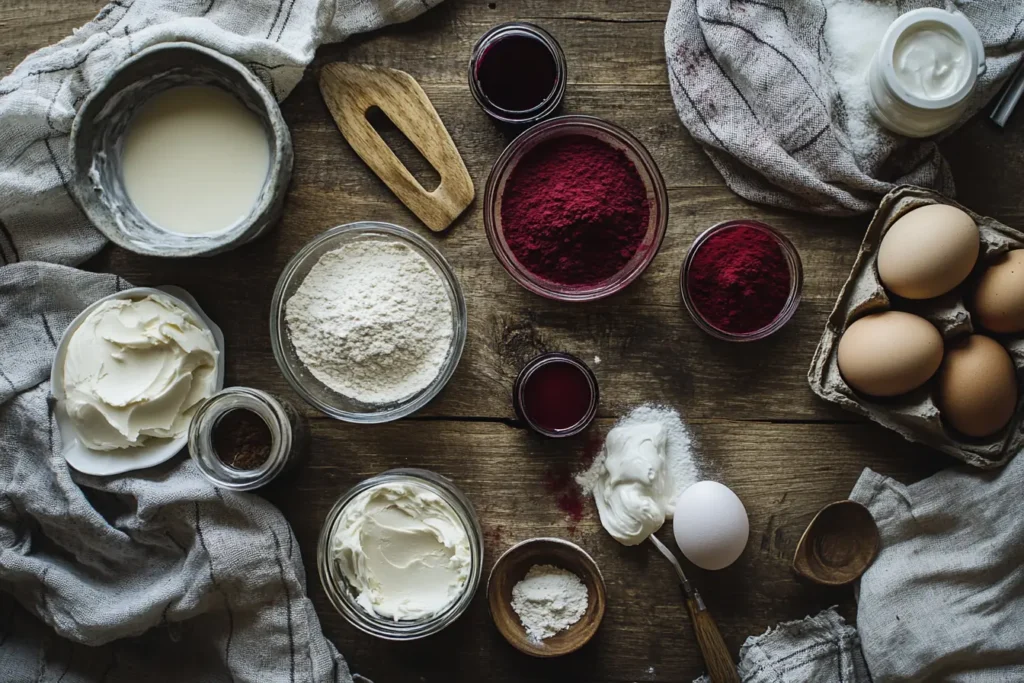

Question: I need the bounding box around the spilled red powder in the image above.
[544,437,602,529]
[483,524,505,549]
[545,467,585,524]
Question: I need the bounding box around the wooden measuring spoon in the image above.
[792,500,880,586]
[319,63,474,232]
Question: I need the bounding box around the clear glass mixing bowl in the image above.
[269,222,467,423]
[316,469,484,640]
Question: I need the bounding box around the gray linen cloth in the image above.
[695,608,871,683]
[0,0,441,680]
[696,457,1024,683]
[665,0,1024,216]
[851,463,1024,681]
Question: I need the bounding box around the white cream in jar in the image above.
[867,8,985,138]
[121,85,270,235]
[892,25,969,101]
[331,481,471,621]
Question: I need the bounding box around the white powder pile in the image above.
[824,0,899,159]
[577,404,700,545]
[285,239,453,404]
[511,564,589,641]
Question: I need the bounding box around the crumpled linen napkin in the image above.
[694,608,870,683]
[664,0,1024,216]
[0,0,442,679]
[851,463,1024,682]
[695,455,1024,682]
[0,262,356,682]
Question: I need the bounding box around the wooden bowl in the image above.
[487,538,606,657]
[792,500,880,586]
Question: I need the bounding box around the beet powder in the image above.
[687,225,791,334]
[500,135,650,286]
[521,361,594,432]
[475,34,557,112]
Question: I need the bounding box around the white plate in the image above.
[50,286,226,476]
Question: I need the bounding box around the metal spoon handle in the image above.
[686,594,741,683]
[992,60,1024,128]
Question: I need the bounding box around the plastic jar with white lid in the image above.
[868,8,985,138]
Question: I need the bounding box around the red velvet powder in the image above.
[687,225,791,333]
[522,361,593,432]
[500,135,650,286]
[544,467,585,523]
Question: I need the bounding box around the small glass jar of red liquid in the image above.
[513,353,599,438]
[469,22,567,126]
[680,220,804,342]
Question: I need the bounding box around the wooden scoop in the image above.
[793,500,879,586]
[319,63,474,232]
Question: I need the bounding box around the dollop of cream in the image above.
[591,423,676,546]
[62,295,218,450]
[332,482,471,621]
[893,25,969,100]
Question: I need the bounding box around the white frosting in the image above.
[893,24,969,100]
[591,423,677,546]
[62,295,218,450]
[332,482,471,621]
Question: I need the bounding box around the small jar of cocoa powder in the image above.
[188,387,308,490]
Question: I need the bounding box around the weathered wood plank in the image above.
[264,417,947,683]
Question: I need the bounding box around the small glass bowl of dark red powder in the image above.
[681,220,803,341]
[513,353,599,438]
[484,115,668,302]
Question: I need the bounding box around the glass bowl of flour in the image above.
[271,222,467,422]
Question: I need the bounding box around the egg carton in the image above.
[808,185,1024,469]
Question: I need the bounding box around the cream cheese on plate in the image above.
[332,481,471,621]
[62,294,219,450]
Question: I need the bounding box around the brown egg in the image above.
[877,204,979,299]
[938,335,1017,438]
[973,250,1024,333]
[837,311,943,397]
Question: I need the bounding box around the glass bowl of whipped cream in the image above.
[270,222,467,423]
[317,469,483,640]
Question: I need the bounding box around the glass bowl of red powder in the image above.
[681,220,803,341]
[484,115,668,302]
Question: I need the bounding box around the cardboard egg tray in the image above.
[808,185,1024,469]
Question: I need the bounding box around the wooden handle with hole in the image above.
[319,62,474,232]
[686,597,740,683]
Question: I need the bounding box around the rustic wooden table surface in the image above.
[5,1,1023,680]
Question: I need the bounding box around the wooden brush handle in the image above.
[686,597,740,683]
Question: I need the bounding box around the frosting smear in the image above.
[332,482,471,621]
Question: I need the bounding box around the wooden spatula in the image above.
[319,63,474,232]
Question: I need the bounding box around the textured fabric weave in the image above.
[694,608,870,683]
[852,464,1024,682]
[665,0,1024,215]
[0,0,441,680]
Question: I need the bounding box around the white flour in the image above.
[824,0,899,159]
[577,405,700,545]
[285,239,453,404]
[511,564,589,641]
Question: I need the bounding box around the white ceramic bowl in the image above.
[50,286,225,476]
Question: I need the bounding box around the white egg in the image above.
[672,481,749,570]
